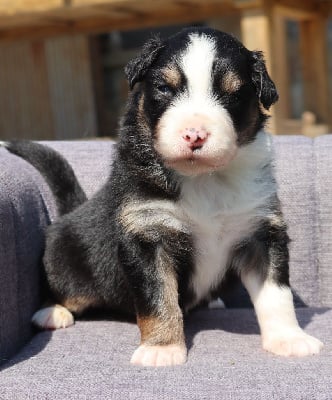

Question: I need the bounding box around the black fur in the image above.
[125,36,165,90]
[250,50,279,110]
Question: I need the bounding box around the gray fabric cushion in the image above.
[314,135,332,306]
[273,136,319,307]
[0,307,331,399]
[0,148,49,363]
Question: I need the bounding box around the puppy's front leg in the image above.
[120,242,186,367]
[242,272,324,357]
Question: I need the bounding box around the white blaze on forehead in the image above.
[180,33,216,99]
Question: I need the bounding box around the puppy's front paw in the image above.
[32,305,74,330]
[130,344,187,367]
[263,330,324,357]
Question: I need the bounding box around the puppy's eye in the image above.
[157,84,174,96]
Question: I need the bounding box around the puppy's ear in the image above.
[250,51,278,110]
[125,36,164,89]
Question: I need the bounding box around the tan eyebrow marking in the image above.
[161,65,181,87]
[222,71,243,93]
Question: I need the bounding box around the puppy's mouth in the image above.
[163,148,237,176]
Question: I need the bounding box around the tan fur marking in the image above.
[63,296,101,314]
[119,200,187,239]
[161,65,181,87]
[137,247,184,346]
[269,214,286,228]
[138,314,184,346]
[222,71,243,93]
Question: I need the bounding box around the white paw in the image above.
[263,329,324,357]
[130,344,187,367]
[32,305,74,330]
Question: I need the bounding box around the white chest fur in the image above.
[120,133,277,309]
[178,132,276,307]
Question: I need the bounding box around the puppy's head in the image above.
[125,27,278,176]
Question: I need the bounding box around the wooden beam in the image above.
[230,0,262,8]
[0,1,238,42]
[0,0,64,15]
[318,0,332,16]
[72,0,142,6]
[274,1,319,21]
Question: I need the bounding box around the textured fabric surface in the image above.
[314,135,332,306]
[0,148,49,363]
[0,308,331,400]
[1,135,332,394]
[273,136,319,307]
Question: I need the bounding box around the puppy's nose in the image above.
[181,123,209,150]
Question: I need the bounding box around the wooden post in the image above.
[271,10,289,130]
[240,4,279,134]
[0,40,55,140]
[45,35,98,139]
[299,16,331,127]
[0,35,97,140]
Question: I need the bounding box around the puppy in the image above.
[2,27,323,367]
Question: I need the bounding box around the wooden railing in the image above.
[0,0,251,41]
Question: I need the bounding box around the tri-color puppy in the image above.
[2,27,323,367]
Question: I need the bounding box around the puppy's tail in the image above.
[1,140,87,216]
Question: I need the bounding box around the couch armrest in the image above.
[0,148,52,364]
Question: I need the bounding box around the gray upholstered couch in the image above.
[0,135,331,399]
